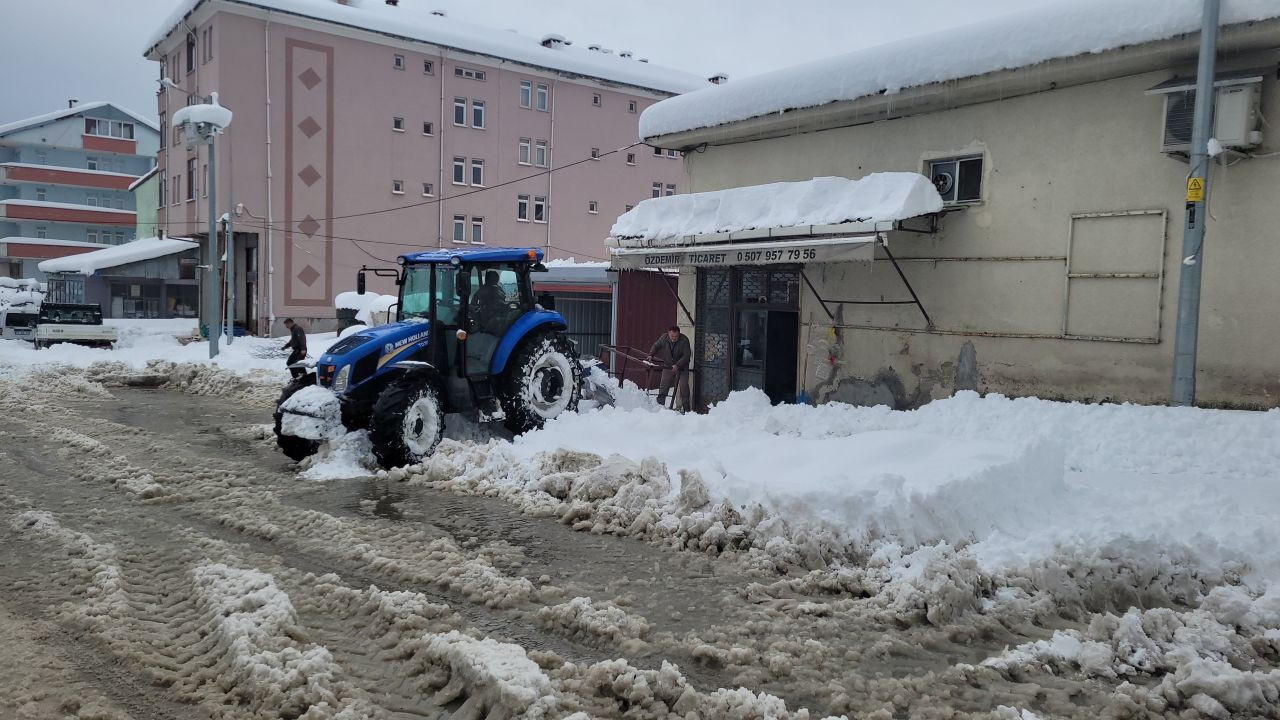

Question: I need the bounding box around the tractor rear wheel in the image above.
[498,332,581,435]
[369,377,445,468]
[273,374,322,462]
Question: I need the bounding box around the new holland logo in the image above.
[377,330,432,369]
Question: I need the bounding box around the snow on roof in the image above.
[147,0,706,95]
[172,93,233,129]
[128,166,160,192]
[543,258,610,269]
[0,236,112,249]
[38,237,197,275]
[639,0,1280,139]
[0,101,158,137]
[0,199,137,215]
[609,173,943,246]
[1,162,144,180]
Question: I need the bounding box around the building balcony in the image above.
[82,134,137,154]
[0,236,110,261]
[1,163,140,191]
[0,199,136,227]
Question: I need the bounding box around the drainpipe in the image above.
[437,49,446,247]
[264,13,276,335]
[1170,0,1219,406]
[546,78,558,256]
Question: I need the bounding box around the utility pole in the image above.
[205,133,221,359]
[224,212,235,344]
[1170,0,1219,406]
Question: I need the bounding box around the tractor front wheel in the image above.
[369,378,445,468]
[273,374,322,462]
[498,332,581,435]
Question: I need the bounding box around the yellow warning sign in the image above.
[1186,177,1204,203]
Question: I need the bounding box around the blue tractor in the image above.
[273,247,581,468]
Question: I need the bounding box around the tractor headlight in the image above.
[333,364,351,392]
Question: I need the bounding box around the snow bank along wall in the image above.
[655,24,1280,409]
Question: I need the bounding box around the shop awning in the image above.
[610,234,876,269]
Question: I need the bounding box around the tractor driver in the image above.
[470,270,508,334]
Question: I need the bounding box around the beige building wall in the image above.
[680,48,1280,409]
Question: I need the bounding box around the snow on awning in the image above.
[38,237,197,275]
[608,173,942,248]
[611,235,876,270]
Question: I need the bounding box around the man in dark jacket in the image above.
[650,325,691,411]
[282,318,308,378]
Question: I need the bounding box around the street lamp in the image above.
[173,92,232,359]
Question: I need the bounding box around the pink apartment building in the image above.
[146,0,708,334]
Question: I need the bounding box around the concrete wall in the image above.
[680,48,1280,409]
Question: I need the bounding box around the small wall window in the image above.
[666,148,678,158]
[86,157,98,170]
[422,182,434,196]
[625,152,636,165]
[186,33,196,73]
[590,148,600,160]
[517,194,529,221]
[653,146,663,156]
[470,158,484,187]
[470,217,484,245]
[35,226,47,238]
[452,157,465,184]
[454,66,486,81]
[203,27,213,63]
[35,151,46,164]
[452,214,466,243]
[534,140,548,168]
[535,83,549,111]
[186,158,197,200]
[392,116,405,131]
[422,120,434,135]
[35,187,46,201]
[392,179,405,194]
[588,201,599,214]
[453,97,467,126]
[665,183,676,196]
[927,155,983,203]
[533,195,547,223]
[87,230,98,243]
[393,54,405,70]
[471,100,485,129]
[591,93,601,107]
[423,59,434,74]
[519,80,532,108]
[628,100,637,113]
[651,182,662,198]
[518,138,531,165]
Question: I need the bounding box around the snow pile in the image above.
[280,385,345,441]
[38,236,196,275]
[356,294,397,325]
[982,586,1280,717]
[411,630,558,718]
[609,174,942,246]
[171,92,232,129]
[536,596,650,647]
[300,430,377,481]
[638,0,1280,138]
[8,510,128,624]
[0,277,44,310]
[186,563,367,718]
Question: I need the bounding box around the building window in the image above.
[533,195,546,223]
[665,183,676,196]
[927,155,983,203]
[590,148,600,160]
[158,112,166,149]
[518,138,531,165]
[471,100,485,129]
[392,179,405,194]
[172,176,180,205]
[35,226,47,238]
[535,83,549,111]
[86,157,98,170]
[393,116,405,131]
[452,214,466,243]
[453,97,466,126]
[470,217,484,244]
[35,188,46,201]
[452,157,465,184]
[115,197,125,209]
[187,158,197,200]
[652,182,662,198]
[85,119,135,139]
[625,152,636,165]
[86,194,98,207]
[470,159,484,187]
[422,120,434,135]
[454,66,486,81]
[173,124,182,145]
[534,140,548,168]
[519,80,532,108]
[186,32,196,73]
[87,230,98,243]
[423,59,434,74]
[517,194,529,221]
[34,151,46,164]
[422,182,434,196]
[653,146,663,156]
[628,100,637,113]
[588,200,598,214]
[393,54,405,70]
[158,170,166,205]
[202,27,213,63]
[592,93,601,107]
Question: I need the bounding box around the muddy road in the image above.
[0,371,1190,719]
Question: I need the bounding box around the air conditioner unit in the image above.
[1156,76,1263,154]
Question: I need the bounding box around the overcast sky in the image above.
[0,0,1054,126]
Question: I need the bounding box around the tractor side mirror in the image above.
[537,293,556,310]
[356,271,366,295]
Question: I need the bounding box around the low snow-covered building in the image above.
[39,237,200,319]
[629,0,1280,410]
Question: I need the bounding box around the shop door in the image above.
[697,267,800,408]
